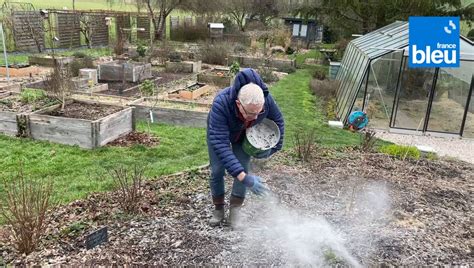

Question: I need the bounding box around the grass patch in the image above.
[0,48,112,66]
[291,44,336,67]
[292,49,321,66]
[271,68,359,148]
[58,47,112,58]
[0,122,207,205]
[0,53,30,66]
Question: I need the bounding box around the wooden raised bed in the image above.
[129,97,209,128]
[0,111,21,136]
[28,55,74,67]
[229,55,296,71]
[0,93,57,137]
[71,93,135,107]
[169,83,211,100]
[165,60,201,73]
[197,68,233,88]
[0,90,13,98]
[28,100,135,149]
[0,92,18,136]
[98,61,152,83]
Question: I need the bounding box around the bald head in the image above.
[238,83,264,106]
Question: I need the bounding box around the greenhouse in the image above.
[336,21,474,138]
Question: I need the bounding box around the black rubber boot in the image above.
[209,195,225,227]
[227,195,244,228]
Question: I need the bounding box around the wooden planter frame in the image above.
[129,97,209,128]
[28,100,135,149]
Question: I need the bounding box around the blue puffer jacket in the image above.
[207,68,285,178]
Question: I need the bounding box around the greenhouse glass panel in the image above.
[335,50,350,95]
[463,77,474,138]
[427,61,474,134]
[393,60,435,130]
[341,57,370,121]
[351,70,369,114]
[336,45,357,96]
[336,44,360,113]
[365,51,403,129]
[337,50,365,117]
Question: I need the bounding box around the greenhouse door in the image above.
[391,59,436,133]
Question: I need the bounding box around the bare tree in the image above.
[44,63,74,111]
[79,15,95,48]
[223,0,252,32]
[137,0,183,40]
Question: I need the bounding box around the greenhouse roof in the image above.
[335,20,474,125]
[351,21,409,59]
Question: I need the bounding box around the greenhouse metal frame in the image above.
[336,21,474,138]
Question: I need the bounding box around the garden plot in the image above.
[96,72,191,98]
[0,89,13,98]
[129,82,219,127]
[28,55,74,67]
[229,54,296,72]
[98,61,152,83]
[0,90,58,136]
[166,83,220,104]
[0,64,42,77]
[197,68,233,88]
[28,100,135,149]
[129,97,210,127]
[1,151,471,266]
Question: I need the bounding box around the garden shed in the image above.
[208,22,224,39]
[336,21,474,138]
[282,17,323,44]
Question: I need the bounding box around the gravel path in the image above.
[374,131,474,164]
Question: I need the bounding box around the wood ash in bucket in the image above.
[247,121,279,150]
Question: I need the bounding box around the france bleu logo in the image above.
[409,17,460,68]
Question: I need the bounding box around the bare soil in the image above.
[1,151,472,266]
[107,131,160,147]
[48,102,123,121]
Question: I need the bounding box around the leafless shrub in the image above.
[0,166,53,254]
[293,128,317,162]
[310,79,339,100]
[110,166,145,214]
[359,129,377,152]
[199,41,231,65]
[44,63,74,110]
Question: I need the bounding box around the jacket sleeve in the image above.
[208,96,245,178]
[265,94,284,153]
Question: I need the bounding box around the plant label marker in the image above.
[85,226,108,250]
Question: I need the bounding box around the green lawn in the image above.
[0,122,208,204]
[0,67,358,208]
[271,69,359,148]
[0,47,112,66]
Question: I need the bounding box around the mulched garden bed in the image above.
[107,131,160,147]
[48,102,123,121]
[0,95,57,113]
[1,151,472,266]
[99,72,189,98]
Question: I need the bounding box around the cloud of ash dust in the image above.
[233,181,391,266]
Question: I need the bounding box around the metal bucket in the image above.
[243,118,280,157]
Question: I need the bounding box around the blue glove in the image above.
[242,174,269,196]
